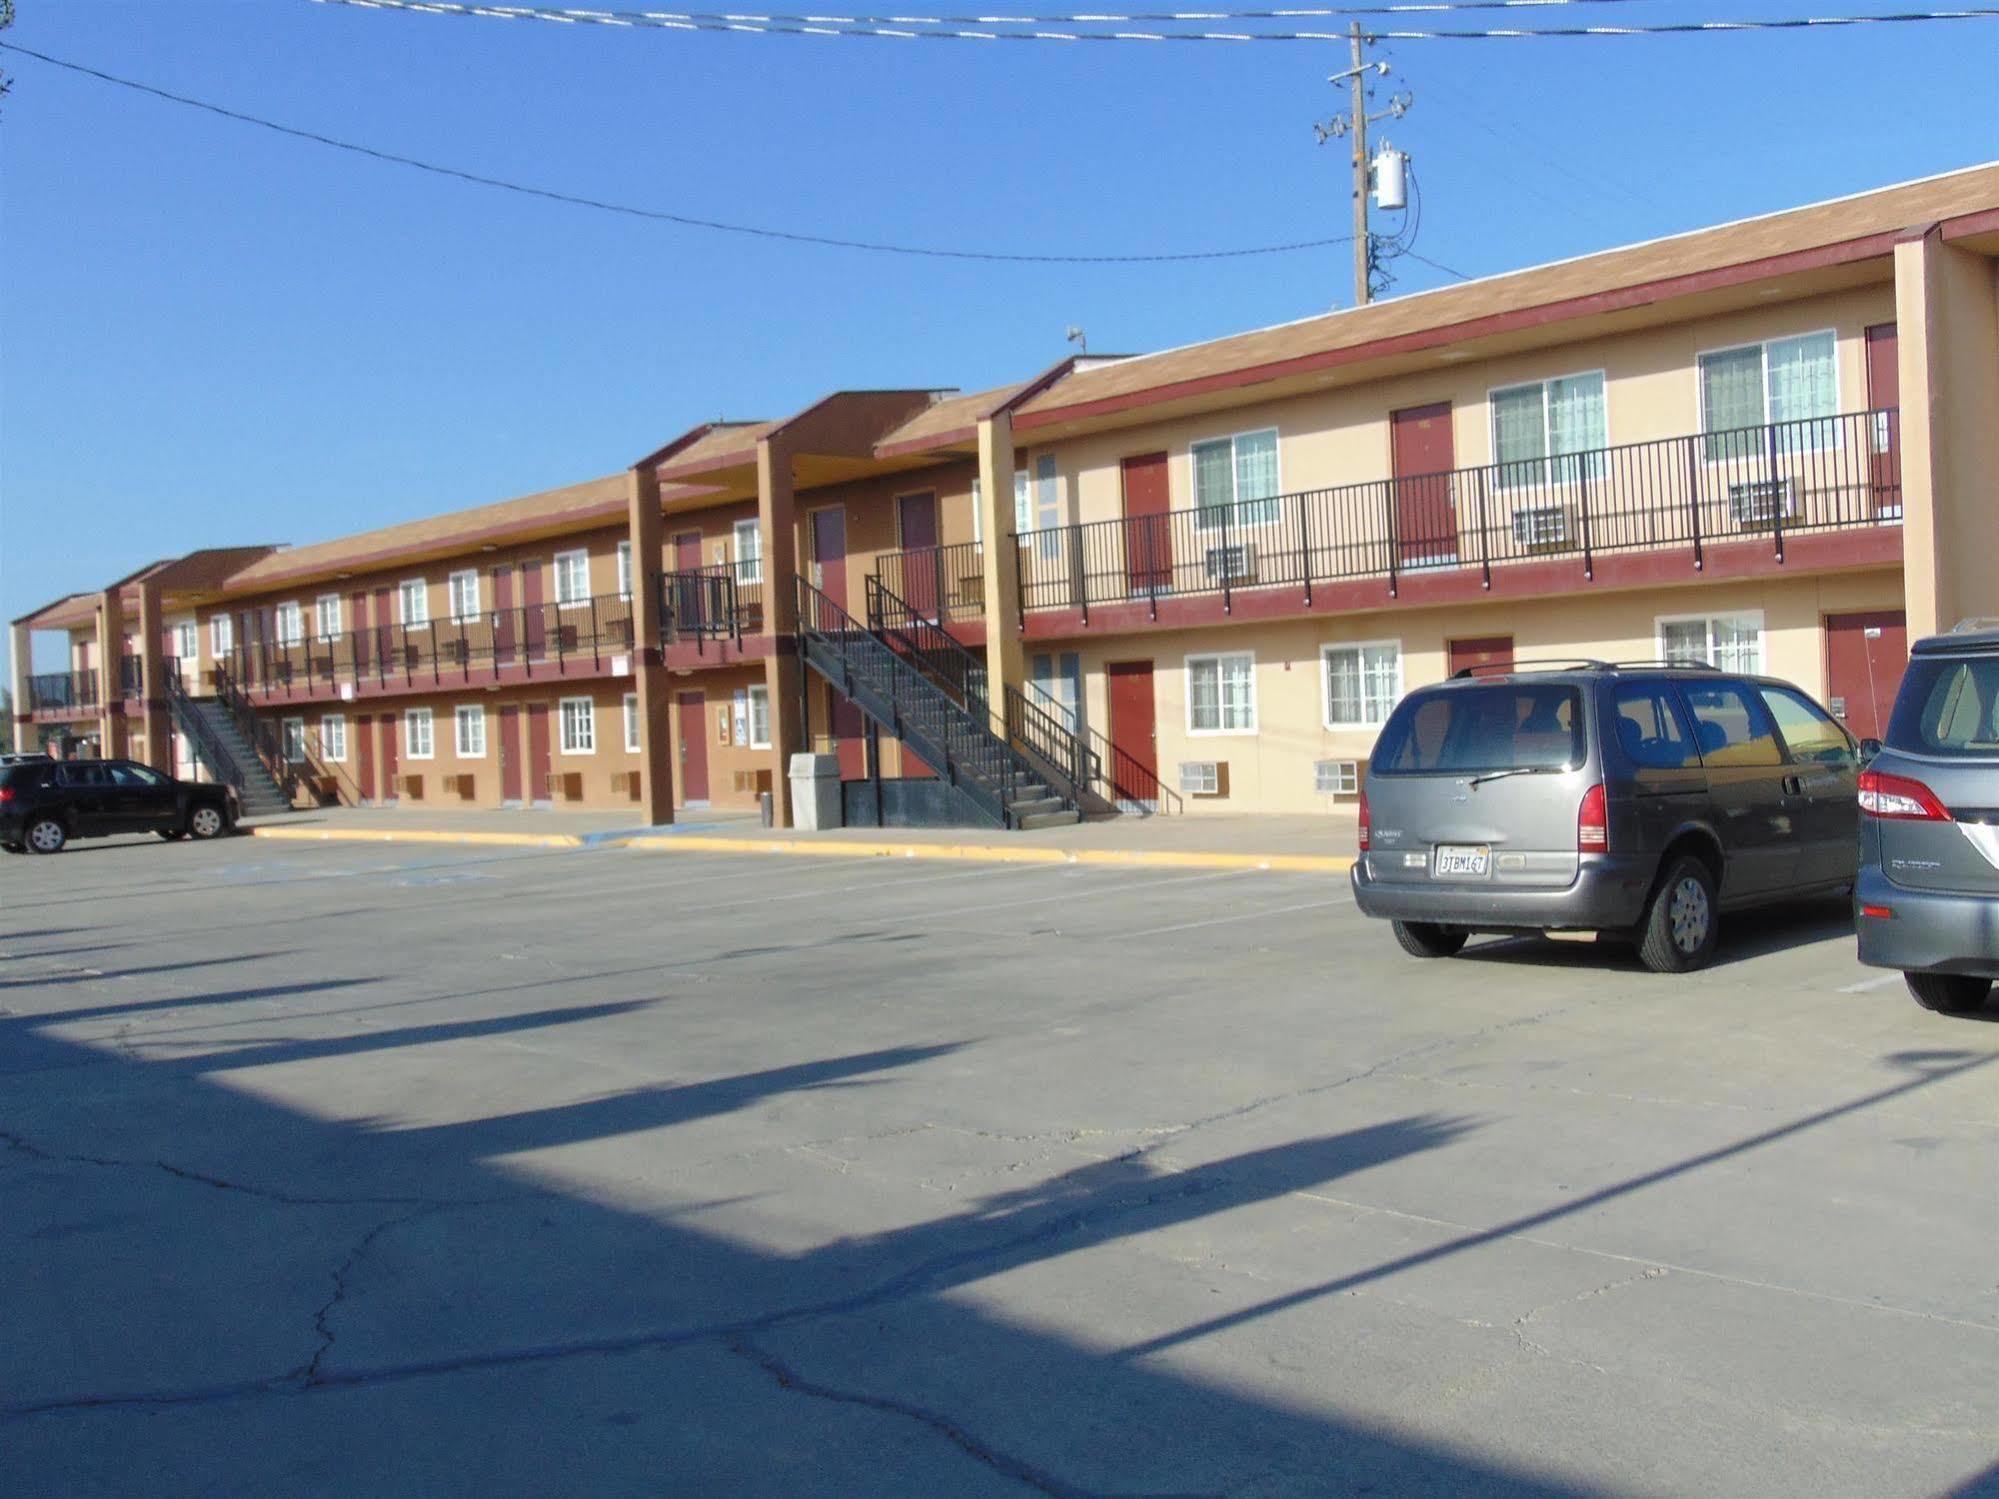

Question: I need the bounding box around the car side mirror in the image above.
[1858,738,1883,763]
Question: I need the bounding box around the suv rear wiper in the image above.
[1466,766,1564,787]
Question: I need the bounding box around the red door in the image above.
[674,532,703,571]
[349,591,371,678]
[373,586,393,682]
[1107,660,1157,804]
[521,561,545,660]
[492,566,516,667]
[1825,611,1909,742]
[381,711,399,801]
[1391,403,1459,566]
[499,703,522,802]
[669,532,706,634]
[1448,636,1515,678]
[1121,452,1172,596]
[1864,323,1901,515]
[676,690,709,804]
[812,509,866,779]
[356,713,376,802]
[898,491,940,618]
[527,701,552,804]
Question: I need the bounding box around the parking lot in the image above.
[2,833,1994,1498]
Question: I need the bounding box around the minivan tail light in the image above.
[1357,789,1370,853]
[0,786,13,804]
[1858,769,1951,821]
[1577,783,1608,853]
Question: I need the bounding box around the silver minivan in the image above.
[1351,662,1860,973]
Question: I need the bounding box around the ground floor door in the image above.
[677,690,709,805]
[526,701,552,805]
[1448,635,1515,678]
[380,712,399,801]
[1824,610,1909,742]
[1107,660,1158,804]
[1121,451,1172,595]
[499,703,522,802]
[1391,402,1459,566]
[356,713,376,801]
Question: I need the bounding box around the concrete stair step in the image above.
[1018,810,1082,829]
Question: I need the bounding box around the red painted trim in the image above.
[662,635,775,672]
[1015,230,1904,432]
[1940,206,1999,241]
[241,654,634,709]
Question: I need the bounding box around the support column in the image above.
[96,588,129,758]
[758,435,805,826]
[977,414,1026,700]
[136,576,170,772]
[1894,228,1999,638]
[626,462,675,826]
[8,621,30,756]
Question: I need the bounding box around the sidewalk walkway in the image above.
[245,804,1358,872]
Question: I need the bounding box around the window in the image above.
[1681,682,1783,767]
[1885,657,1999,759]
[747,685,771,749]
[170,621,197,661]
[1191,428,1280,528]
[1491,372,1606,488]
[1699,331,1838,459]
[554,549,591,607]
[1322,641,1403,729]
[617,540,633,601]
[404,707,434,760]
[275,602,304,646]
[448,570,481,623]
[1374,686,1584,775]
[1610,684,1697,770]
[315,594,343,641]
[559,696,596,754]
[1013,469,1032,533]
[108,763,166,788]
[211,614,234,656]
[1029,652,1083,733]
[1658,612,1763,675]
[1187,652,1257,734]
[1759,685,1854,766]
[455,704,487,758]
[732,519,763,584]
[623,693,641,753]
[281,717,306,763]
[398,579,429,626]
[320,714,348,763]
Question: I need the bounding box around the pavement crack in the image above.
[1509,1266,1670,1374]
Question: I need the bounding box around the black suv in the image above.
[1352,661,1860,972]
[0,759,238,854]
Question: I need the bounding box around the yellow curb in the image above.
[248,825,588,851]
[628,834,1353,874]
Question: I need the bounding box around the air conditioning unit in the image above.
[1510,505,1570,549]
[1178,760,1227,797]
[1315,759,1360,796]
[1203,543,1257,585]
[445,773,477,802]
[611,770,643,802]
[1729,477,1798,526]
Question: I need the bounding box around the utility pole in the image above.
[1316,26,1411,307]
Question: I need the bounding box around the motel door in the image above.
[1390,402,1459,566]
[521,561,546,660]
[812,508,867,779]
[492,565,517,667]
[526,701,552,806]
[1864,323,1902,515]
[1121,452,1172,596]
[1107,660,1158,806]
[897,492,941,619]
[1824,611,1909,742]
[356,713,376,802]
[676,690,710,806]
[499,703,522,803]
[672,532,705,632]
[380,712,399,802]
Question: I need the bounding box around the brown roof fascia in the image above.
[871,360,1084,459]
[632,420,764,474]
[12,592,94,629]
[769,389,943,459]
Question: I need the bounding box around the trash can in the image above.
[788,752,842,832]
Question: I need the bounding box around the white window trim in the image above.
[747,684,772,750]
[1184,650,1259,737]
[1187,426,1283,530]
[454,704,488,759]
[170,619,198,660]
[447,569,482,624]
[211,614,235,656]
[1694,329,1842,464]
[623,692,641,753]
[1486,369,1610,491]
[969,478,983,546]
[320,714,348,764]
[403,708,435,760]
[281,716,307,763]
[558,695,597,756]
[553,548,592,610]
[315,594,344,642]
[1654,609,1766,673]
[398,579,430,627]
[732,519,764,585]
[275,601,305,647]
[1320,639,1405,731]
[616,540,633,602]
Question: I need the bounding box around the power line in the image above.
[308,0,1999,43]
[0,41,1362,262]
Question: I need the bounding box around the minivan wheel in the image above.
[25,817,67,855]
[1391,920,1469,959]
[187,805,227,840]
[1904,972,1993,1015]
[1638,857,1718,973]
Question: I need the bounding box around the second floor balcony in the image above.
[27,669,99,715]
[873,541,985,627]
[1013,409,1903,624]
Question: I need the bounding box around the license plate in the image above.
[1433,844,1491,879]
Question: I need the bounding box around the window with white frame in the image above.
[617,540,633,601]
[211,614,234,657]
[559,696,596,754]
[1322,641,1403,728]
[281,717,306,763]
[1658,611,1763,674]
[747,684,771,749]
[1013,469,1032,533]
[732,519,763,584]
[448,569,481,623]
[315,594,343,641]
[171,621,197,661]
[554,549,591,607]
[404,707,434,759]
[320,714,347,763]
[275,602,304,646]
[1191,428,1280,529]
[1029,652,1083,733]
[1699,331,1838,460]
[398,579,429,626]
[1491,373,1607,488]
[455,704,487,758]
[1187,652,1257,734]
[970,479,982,545]
[623,693,640,753]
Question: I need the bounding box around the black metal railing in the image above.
[1005,683,1180,814]
[27,670,98,713]
[163,665,245,790]
[1015,409,1903,619]
[659,566,752,650]
[873,542,984,624]
[228,591,636,698]
[864,575,987,708]
[215,665,341,804]
[119,654,145,697]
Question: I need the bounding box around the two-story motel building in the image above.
[12,165,1998,826]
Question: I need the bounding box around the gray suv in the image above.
[1855,621,1999,1014]
[1351,662,1859,973]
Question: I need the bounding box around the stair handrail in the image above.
[162,664,246,791]
[1012,681,1181,815]
[213,664,338,805]
[863,574,988,709]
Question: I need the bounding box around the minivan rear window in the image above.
[1885,658,1999,759]
[1372,685,1584,775]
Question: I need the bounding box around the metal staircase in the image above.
[163,671,293,818]
[797,578,1078,830]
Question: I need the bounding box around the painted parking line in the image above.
[1837,973,1905,994]
[631,833,1353,875]
[1117,893,1355,939]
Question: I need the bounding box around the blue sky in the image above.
[4,1,1996,667]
